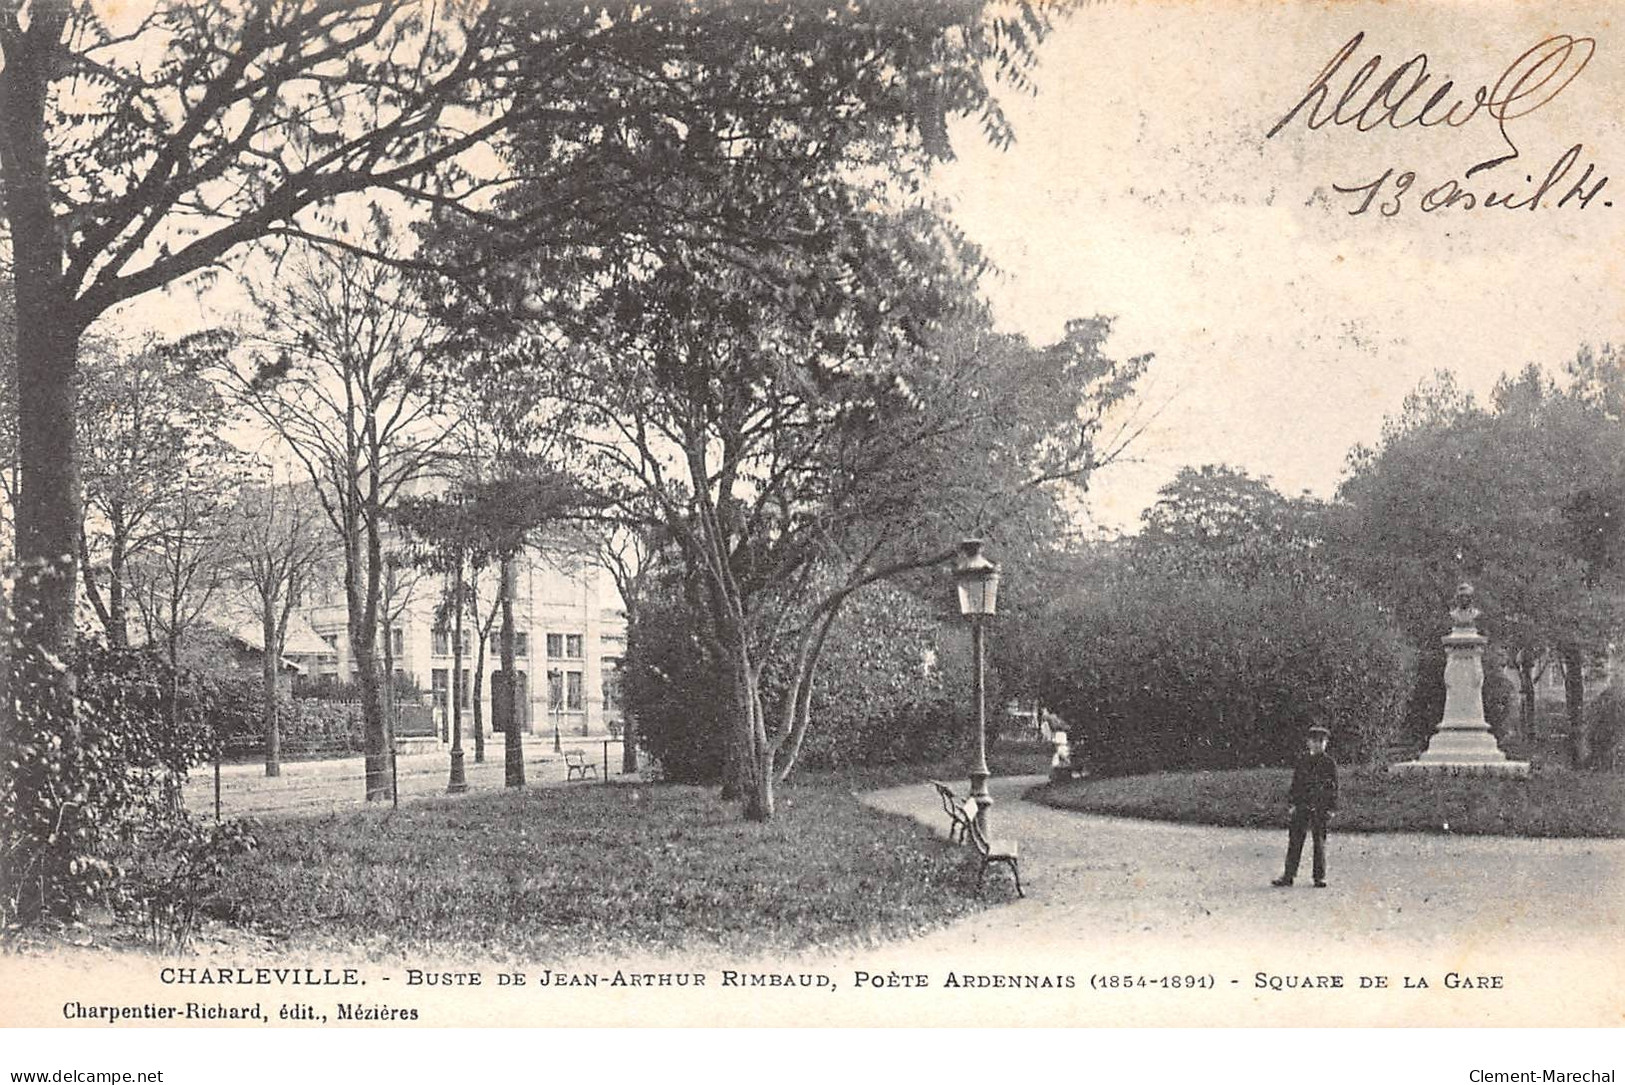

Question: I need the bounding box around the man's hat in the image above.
[1306,724,1331,738]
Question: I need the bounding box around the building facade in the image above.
[304,543,627,741]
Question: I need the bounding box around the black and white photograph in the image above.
[0,0,1621,1071]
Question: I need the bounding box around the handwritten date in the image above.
[1334,144,1610,216]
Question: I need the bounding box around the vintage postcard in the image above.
[1,0,1621,1058]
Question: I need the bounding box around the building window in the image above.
[601,660,621,713]
[488,630,529,657]
[461,669,472,708]
[431,668,449,710]
[546,633,563,659]
[388,627,404,656]
[565,634,583,660]
[566,670,584,712]
[432,628,449,656]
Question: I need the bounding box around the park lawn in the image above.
[1036,767,1625,838]
[211,775,993,961]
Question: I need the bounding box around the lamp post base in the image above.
[447,747,468,793]
[969,769,992,833]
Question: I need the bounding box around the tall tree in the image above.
[1336,359,1625,761]
[3,0,1075,917]
[0,0,557,914]
[393,491,484,792]
[78,334,238,648]
[1134,464,1340,593]
[592,522,655,774]
[489,201,1145,819]
[230,474,332,777]
[127,488,231,670]
[227,247,450,801]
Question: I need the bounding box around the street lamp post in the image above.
[953,539,1000,834]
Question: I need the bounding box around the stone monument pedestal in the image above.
[1390,584,1530,780]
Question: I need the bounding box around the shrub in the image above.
[1036,575,1415,774]
[1586,684,1623,771]
[629,582,964,782]
[119,814,257,949]
[779,584,960,772]
[1,641,216,921]
[625,594,728,783]
[207,674,366,761]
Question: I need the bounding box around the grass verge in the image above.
[211,773,1000,961]
[1036,767,1624,837]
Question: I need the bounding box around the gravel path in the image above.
[853,775,1625,1025]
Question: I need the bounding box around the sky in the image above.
[934,0,1625,533]
[101,0,1625,537]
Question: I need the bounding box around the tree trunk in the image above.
[1516,652,1536,743]
[500,554,524,787]
[620,600,638,775]
[733,654,773,822]
[262,598,281,777]
[107,515,128,648]
[6,277,87,916]
[774,607,837,783]
[1,0,84,918]
[449,558,467,790]
[720,726,740,801]
[451,571,464,764]
[381,565,398,745]
[472,637,488,763]
[77,525,113,635]
[1561,644,1590,767]
[344,514,390,801]
[614,587,640,776]
[353,632,390,800]
[471,574,493,764]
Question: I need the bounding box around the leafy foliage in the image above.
[1,641,215,921]
[1585,685,1624,772]
[1033,569,1415,774]
[1334,355,1625,760]
[119,814,257,950]
[633,579,962,781]
[787,584,960,771]
[205,674,370,761]
[1135,464,1339,592]
[77,333,241,646]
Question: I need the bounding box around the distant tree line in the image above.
[1001,351,1625,776]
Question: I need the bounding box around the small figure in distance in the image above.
[1272,723,1338,889]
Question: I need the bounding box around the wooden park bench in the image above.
[563,749,598,782]
[930,780,973,845]
[958,796,1023,898]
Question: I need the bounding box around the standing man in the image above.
[1272,723,1338,888]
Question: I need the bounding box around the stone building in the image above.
[303,540,627,742]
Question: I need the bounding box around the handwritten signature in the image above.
[1267,31,1595,175]
[1267,32,1609,216]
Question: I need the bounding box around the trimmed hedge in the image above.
[1036,575,1415,774]
[207,674,366,760]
